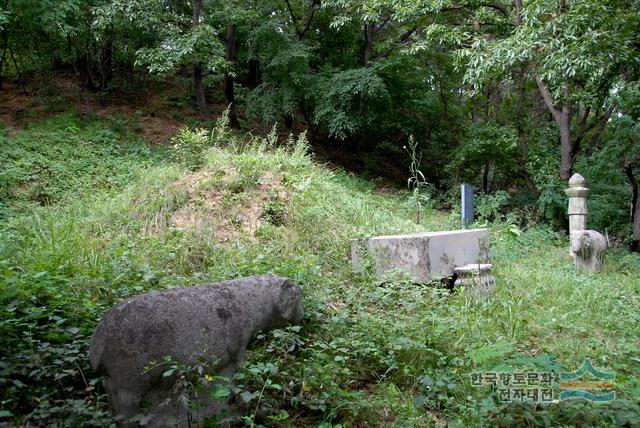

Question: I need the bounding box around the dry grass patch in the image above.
[168,167,290,242]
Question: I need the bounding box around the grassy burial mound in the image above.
[0,114,639,426]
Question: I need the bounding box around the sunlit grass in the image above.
[1,114,638,426]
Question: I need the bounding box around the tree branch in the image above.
[514,0,522,25]
[377,15,393,32]
[286,0,320,40]
[285,0,302,39]
[578,108,606,137]
[535,77,561,121]
[578,106,591,134]
[380,27,418,59]
[561,84,570,117]
[480,2,509,17]
[300,2,319,38]
[571,103,615,160]
[437,2,508,16]
[588,103,615,146]
[624,159,638,221]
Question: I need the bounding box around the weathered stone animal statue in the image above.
[570,230,607,273]
[89,275,304,427]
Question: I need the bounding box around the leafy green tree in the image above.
[132,0,227,117]
[0,0,89,90]
[460,0,640,180]
[244,15,312,128]
[608,82,640,246]
[449,122,519,193]
[93,0,170,89]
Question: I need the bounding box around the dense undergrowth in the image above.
[1,114,639,427]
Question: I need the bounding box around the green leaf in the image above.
[467,341,515,366]
[210,385,231,400]
[239,391,255,402]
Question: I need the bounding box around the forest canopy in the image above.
[2,2,640,427]
[1,0,640,245]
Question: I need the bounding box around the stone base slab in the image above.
[352,229,491,283]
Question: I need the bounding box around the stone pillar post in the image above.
[565,173,589,235]
[565,173,606,273]
[461,184,474,226]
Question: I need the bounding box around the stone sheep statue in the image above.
[89,275,304,427]
[570,230,607,273]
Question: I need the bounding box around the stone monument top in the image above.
[568,173,586,187]
[565,173,589,233]
[565,173,589,198]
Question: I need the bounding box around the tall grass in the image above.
[0,114,639,426]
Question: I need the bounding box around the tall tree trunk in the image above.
[0,0,8,90]
[9,47,26,94]
[536,78,574,180]
[512,1,541,194]
[192,0,208,118]
[193,65,208,118]
[439,78,448,118]
[515,69,540,197]
[284,114,293,129]
[73,52,92,116]
[0,46,6,91]
[633,191,640,250]
[224,24,239,128]
[363,23,375,67]
[517,129,540,197]
[248,59,259,89]
[558,105,573,180]
[625,161,640,250]
[482,161,490,193]
[76,53,96,92]
[359,22,376,148]
[100,34,114,91]
[299,101,317,143]
[514,0,522,25]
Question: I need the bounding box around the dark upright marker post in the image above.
[461,184,474,227]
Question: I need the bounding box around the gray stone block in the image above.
[352,229,490,282]
[89,275,303,427]
[453,263,496,299]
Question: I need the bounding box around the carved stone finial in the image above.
[565,173,589,234]
[568,173,586,187]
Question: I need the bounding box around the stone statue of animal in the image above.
[570,230,607,273]
[89,275,303,427]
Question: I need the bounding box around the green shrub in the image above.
[475,191,510,222]
[2,114,639,427]
[0,115,161,217]
[169,127,210,170]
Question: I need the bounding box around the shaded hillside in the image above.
[0,114,639,426]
